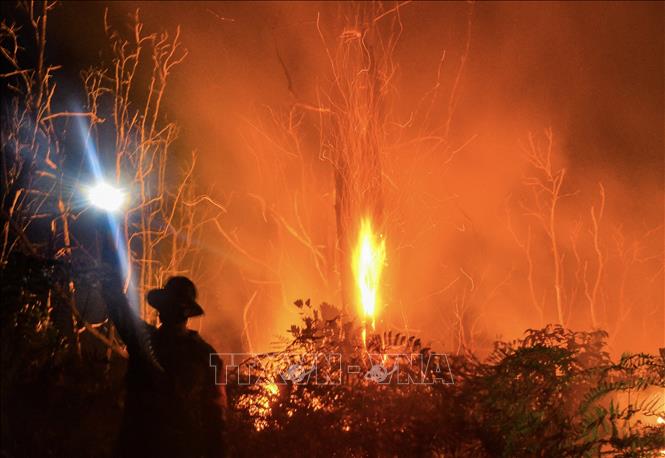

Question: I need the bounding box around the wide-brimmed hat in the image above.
[146,276,204,318]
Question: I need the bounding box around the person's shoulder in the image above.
[187,330,218,353]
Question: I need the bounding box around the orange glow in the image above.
[109,2,664,356]
[352,218,386,331]
[236,379,280,431]
[656,416,664,455]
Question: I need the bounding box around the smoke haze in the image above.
[45,1,664,354]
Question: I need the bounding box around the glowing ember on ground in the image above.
[237,380,280,431]
[352,217,386,340]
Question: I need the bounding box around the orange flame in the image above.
[352,217,386,332]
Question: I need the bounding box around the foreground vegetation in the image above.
[2,253,663,457]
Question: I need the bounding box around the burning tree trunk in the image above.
[333,135,384,312]
[209,2,473,348]
[319,5,400,311]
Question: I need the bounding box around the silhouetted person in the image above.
[101,273,226,458]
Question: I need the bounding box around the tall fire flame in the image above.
[352,218,386,335]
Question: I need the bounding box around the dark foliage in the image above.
[1,278,663,457]
[1,252,125,457]
[225,300,665,457]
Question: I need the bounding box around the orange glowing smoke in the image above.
[352,218,386,331]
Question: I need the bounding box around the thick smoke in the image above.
[50,1,663,354]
